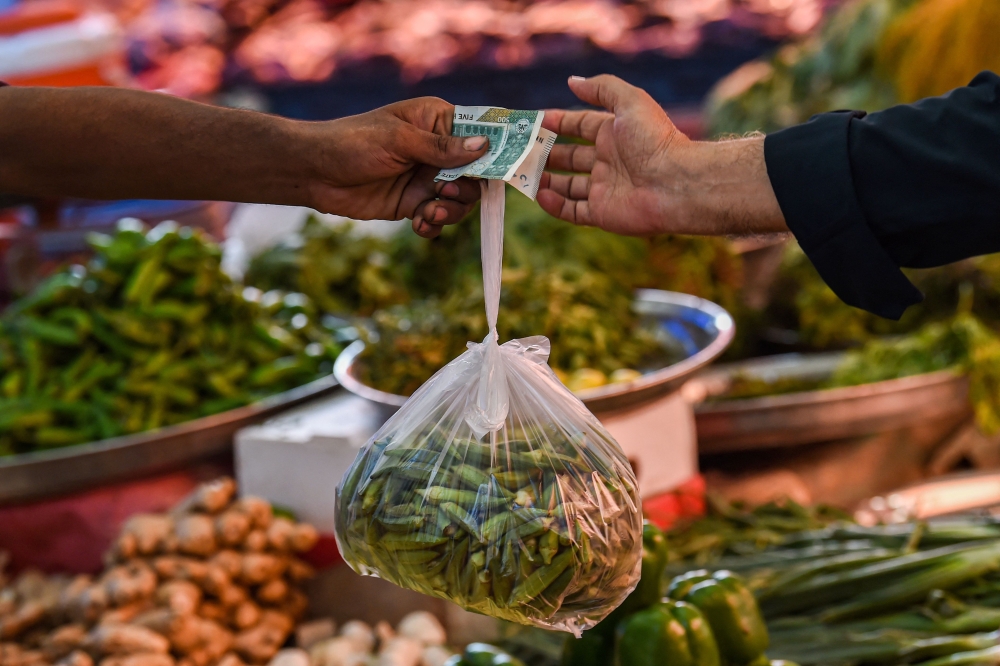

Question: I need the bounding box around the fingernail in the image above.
[463,136,487,151]
[433,207,447,222]
[570,75,586,82]
[441,182,459,197]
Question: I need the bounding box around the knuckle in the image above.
[436,133,453,155]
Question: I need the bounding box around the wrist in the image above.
[667,136,787,236]
[281,118,332,209]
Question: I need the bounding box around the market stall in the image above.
[4,0,1000,663]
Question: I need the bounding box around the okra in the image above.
[337,420,642,630]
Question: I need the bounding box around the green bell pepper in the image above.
[615,600,720,666]
[669,570,769,665]
[562,625,615,666]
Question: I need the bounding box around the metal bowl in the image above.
[693,353,970,453]
[0,374,340,504]
[334,288,735,415]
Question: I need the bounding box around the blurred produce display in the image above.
[665,499,1000,666]
[879,0,1000,102]
[108,0,827,98]
[0,477,319,666]
[664,497,850,571]
[706,0,1000,137]
[0,220,340,457]
[247,193,742,397]
[716,238,1000,434]
[705,0,907,136]
[307,611,456,666]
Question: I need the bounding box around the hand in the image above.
[302,97,487,236]
[537,75,787,236]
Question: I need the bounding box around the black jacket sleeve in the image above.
[763,71,1000,320]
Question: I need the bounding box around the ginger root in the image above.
[102,563,156,607]
[174,479,236,516]
[156,582,201,616]
[232,498,272,531]
[215,513,251,549]
[174,516,217,559]
[115,515,175,558]
[2,478,317,666]
[98,653,175,666]
[232,611,293,664]
[58,650,95,666]
[239,555,285,587]
[255,580,288,607]
[0,601,46,641]
[42,624,87,661]
[84,624,170,656]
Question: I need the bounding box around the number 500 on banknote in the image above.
[436,106,557,201]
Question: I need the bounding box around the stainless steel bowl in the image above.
[693,353,970,453]
[0,374,340,504]
[334,288,735,415]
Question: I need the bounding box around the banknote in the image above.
[508,127,556,200]
[436,106,555,200]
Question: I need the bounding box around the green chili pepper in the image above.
[124,255,163,304]
[50,308,92,338]
[2,370,23,399]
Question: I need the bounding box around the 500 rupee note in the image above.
[436,106,556,200]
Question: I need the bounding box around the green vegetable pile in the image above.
[560,520,779,666]
[0,220,340,456]
[665,500,1000,666]
[335,424,642,632]
[714,310,1000,434]
[246,193,743,397]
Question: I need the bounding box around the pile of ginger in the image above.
[0,478,319,666]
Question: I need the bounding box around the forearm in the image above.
[0,86,320,205]
[670,136,788,237]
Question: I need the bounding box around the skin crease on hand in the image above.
[536,75,789,238]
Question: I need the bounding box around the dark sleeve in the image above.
[763,71,1000,320]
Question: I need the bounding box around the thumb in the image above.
[567,74,641,114]
[398,125,489,169]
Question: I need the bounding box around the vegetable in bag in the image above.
[335,178,643,635]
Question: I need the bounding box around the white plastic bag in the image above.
[335,180,642,635]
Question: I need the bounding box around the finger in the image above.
[541,172,591,200]
[412,215,442,239]
[398,123,489,169]
[543,108,611,142]
[389,96,453,135]
[537,188,592,227]
[567,74,640,114]
[546,144,596,173]
[418,198,473,227]
[435,177,482,205]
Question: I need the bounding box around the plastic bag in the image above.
[334,180,642,635]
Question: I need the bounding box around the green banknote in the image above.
[436,106,555,199]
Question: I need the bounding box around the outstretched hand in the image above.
[306,97,487,237]
[538,75,786,237]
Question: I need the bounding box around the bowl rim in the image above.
[333,288,735,410]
